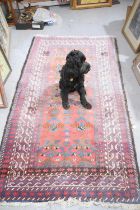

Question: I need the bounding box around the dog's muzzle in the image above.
[80,62,91,74]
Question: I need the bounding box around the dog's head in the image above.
[60,50,91,85]
[66,50,91,76]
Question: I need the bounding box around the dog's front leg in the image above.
[61,90,70,109]
[78,87,92,109]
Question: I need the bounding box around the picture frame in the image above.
[0,45,12,84]
[70,0,112,10]
[126,6,132,21]
[0,6,10,57]
[0,70,8,108]
[132,53,140,85]
[122,0,140,53]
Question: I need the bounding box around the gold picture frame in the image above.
[0,45,12,84]
[0,6,10,57]
[71,0,112,10]
[0,70,8,108]
[122,0,140,53]
[132,53,140,85]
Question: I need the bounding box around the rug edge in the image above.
[0,37,36,165]
[34,34,117,39]
[113,38,140,186]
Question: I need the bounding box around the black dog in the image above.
[59,50,92,110]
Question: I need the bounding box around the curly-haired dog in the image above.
[59,50,92,110]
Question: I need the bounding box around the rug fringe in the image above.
[0,198,140,209]
[35,34,117,39]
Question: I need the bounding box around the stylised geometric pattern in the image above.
[0,36,139,204]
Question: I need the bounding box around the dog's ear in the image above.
[60,65,67,80]
[60,67,64,78]
[80,52,86,62]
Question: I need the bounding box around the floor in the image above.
[0,0,140,209]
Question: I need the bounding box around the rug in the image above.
[0,36,139,206]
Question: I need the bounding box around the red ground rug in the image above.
[0,36,140,204]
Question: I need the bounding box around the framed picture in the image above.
[0,70,8,108]
[0,45,12,84]
[122,0,140,53]
[70,0,112,10]
[0,6,10,57]
[132,53,140,85]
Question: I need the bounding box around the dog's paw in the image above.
[62,102,70,110]
[81,101,92,109]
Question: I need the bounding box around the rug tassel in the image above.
[0,198,140,210]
